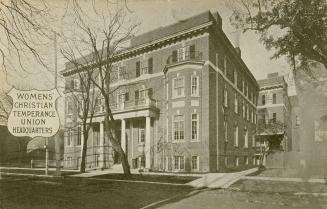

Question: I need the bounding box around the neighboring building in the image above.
[294,67,327,174]
[256,73,292,165]
[0,125,31,167]
[61,11,259,172]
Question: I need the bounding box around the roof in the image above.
[61,11,258,87]
[131,11,217,47]
[257,75,286,88]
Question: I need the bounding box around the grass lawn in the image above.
[0,176,193,209]
[95,173,199,184]
[255,168,327,179]
[2,176,327,209]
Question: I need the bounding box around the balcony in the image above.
[94,98,158,115]
[166,51,203,65]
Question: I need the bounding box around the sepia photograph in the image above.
[0,0,326,208]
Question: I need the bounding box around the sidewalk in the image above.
[186,168,258,188]
[242,175,327,183]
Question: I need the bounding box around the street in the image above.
[1,176,327,209]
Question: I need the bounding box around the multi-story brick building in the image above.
[256,73,292,165]
[61,11,259,173]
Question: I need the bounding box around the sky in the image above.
[0,0,293,93]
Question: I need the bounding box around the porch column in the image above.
[145,116,151,168]
[99,121,105,169]
[121,119,126,153]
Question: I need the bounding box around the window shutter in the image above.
[148,57,153,74]
[70,80,74,89]
[172,50,177,62]
[125,92,129,101]
[136,61,140,77]
[189,45,195,59]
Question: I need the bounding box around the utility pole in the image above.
[54,31,61,176]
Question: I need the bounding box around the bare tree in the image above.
[0,0,51,73]
[0,92,12,123]
[61,1,139,175]
[61,43,101,172]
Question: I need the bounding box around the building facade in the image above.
[61,11,259,173]
[256,73,292,165]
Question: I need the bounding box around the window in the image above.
[242,102,245,118]
[139,128,145,144]
[172,50,178,62]
[296,115,300,126]
[244,128,248,148]
[244,156,249,165]
[66,131,73,146]
[191,156,199,170]
[242,80,245,94]
[67,101,73,115]
[234,70,238,85]
[224,156,228,166]
[173,115,184,141]
[252,135,256,147]
[273,113,277,122]
[191,76,199,96]
[218,53,225,71]
[251,110,254,123]
[224,121,228,141]
[235,156,239,166]
[77,127,81,146]
[95,154,100,167]
[191,114,198,141]
[66,157,72,168]
[136,61,140,77]
[262,95,266,105]
[174,156,185,170]
[262,114,266,124]
[117,66,126,80]
[234,93,238,113]
[234,126,239,147]
[118,93,128,108]
[185,45,195,59]
[223,87,228,107]
[148,57,153,74]
[245,83,248,96]
[223,56,227,74]
[273,93,277,104]
[173,76,185,98]
[247,104,249,121]
[72,78,80,90]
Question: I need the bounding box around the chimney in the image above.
[267,72,279,78]
[235,47,241,57]
[212,11,222,29]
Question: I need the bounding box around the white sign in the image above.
[7,88,60,138]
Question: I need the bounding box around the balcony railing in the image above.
[166,51,203,65]
[94,98,157,114]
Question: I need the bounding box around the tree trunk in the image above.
[105,122,131,176]
[111,138,131,175]
[80,130,88,173]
